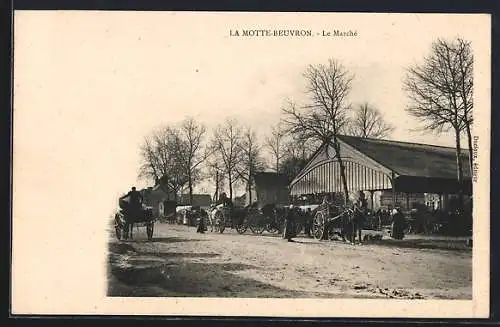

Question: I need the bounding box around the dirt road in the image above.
[107,223,472,299]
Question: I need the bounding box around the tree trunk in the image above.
[454,127,465,212]
[228,172,233,200]
[214,170,219,202]
[188,175,194,206]
[465,123,473,176]
[331,137,350,205]
[248,180,252,205]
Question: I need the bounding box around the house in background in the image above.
[141,176,177,219]
[233,194,247,208]
[177,193,212,211]
[244,172,290,207]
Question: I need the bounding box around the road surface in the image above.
[107,223,472,299]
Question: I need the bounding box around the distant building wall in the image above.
[378,191,426,211]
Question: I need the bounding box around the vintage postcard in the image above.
[11,11,491,317]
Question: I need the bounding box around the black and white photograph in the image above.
[12,11,491,317]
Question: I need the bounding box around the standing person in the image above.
[304,207,313,237]
[391,207,405,240]
[321,195,332,240]
[283,205,296,242]
[196,209,206,234]
[354,191,368,243]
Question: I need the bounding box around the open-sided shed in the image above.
[289,135,472,206]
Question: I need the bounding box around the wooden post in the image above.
[391,171,396,209]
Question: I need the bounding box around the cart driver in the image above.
[124,186,143,221]
[217,192,233,209]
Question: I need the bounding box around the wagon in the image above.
[207,204,248,234]
[115,197,155,241]
[311,203,355,241]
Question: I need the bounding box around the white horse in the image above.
[207,204,230,233]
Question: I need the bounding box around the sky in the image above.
[13,12,490,221]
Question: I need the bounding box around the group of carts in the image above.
[191,202,362,241]
[114,195,406,242]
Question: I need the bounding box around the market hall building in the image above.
[289,135,472,214]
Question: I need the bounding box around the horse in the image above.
[315,203,358,243]
[207,204,229,232]
[115,205,153,240]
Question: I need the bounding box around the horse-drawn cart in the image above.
[207,204,248,234]
[312,203,356,241]
[114,197,155,241]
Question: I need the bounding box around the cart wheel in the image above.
[147,223,154,240]
[265,223,279,234]
[235,221,248,234]
[312,212,325,241]
[248,211,265,234]
[249,223,264,234]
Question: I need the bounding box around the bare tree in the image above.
[176,117,210,205]
[283,132,320,161]
[282,58,354,203]
[138,126,188,196]
[347,102,395,138]
[205,160,225,202]
[210,118,244,200]
[279,155,309,184]
[236,127,266,205]
[403,37,473,209]
[264,122,287,172]
[455,40,474,173]
[279,132,320,184]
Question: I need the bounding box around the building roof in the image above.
[178,193,212,207]
[338,135,471,180]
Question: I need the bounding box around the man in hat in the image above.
[120,186,144,238]
[217,192,233,209]
[121,187,143,218]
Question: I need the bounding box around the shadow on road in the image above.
[107,243,328,298]
[108,260,329,298]
[140,236,210,244]
[112,236,209,244]
[134,251,220,259]
[364,238,471,252]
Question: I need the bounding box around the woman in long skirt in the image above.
[196,211,206,233]
[283,205,296,242]
[391,208,405,240]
